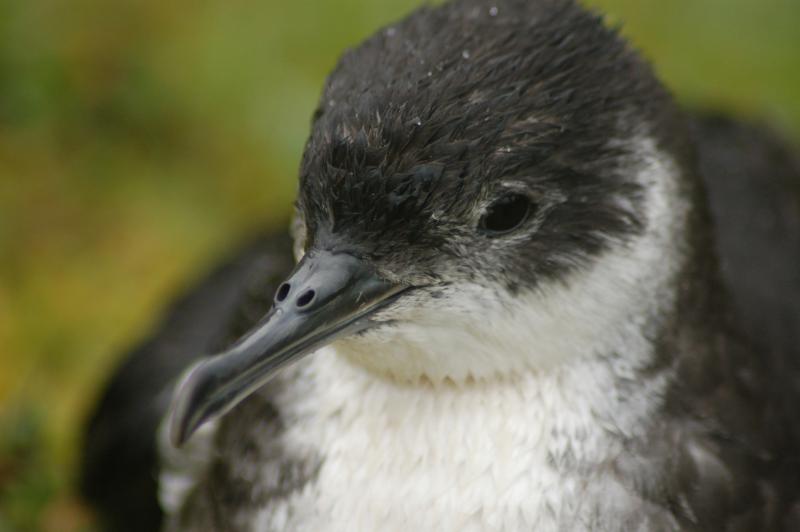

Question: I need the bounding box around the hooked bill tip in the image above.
[168,361,210,448]
[169,409,191,448]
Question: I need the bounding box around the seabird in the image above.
[81,0,800,530]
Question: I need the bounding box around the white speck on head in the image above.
[462,50,471,59]
[385,27,397,37]
[489,6,499,17]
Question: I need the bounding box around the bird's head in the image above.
[171,0,696,445]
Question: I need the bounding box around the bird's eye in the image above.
[479,194,532,235]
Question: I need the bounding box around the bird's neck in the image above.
[322,340,670,444]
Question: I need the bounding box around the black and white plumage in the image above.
[81,0,800,530]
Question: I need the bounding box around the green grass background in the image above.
[0,0,798,529]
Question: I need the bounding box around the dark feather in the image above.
[692,114,800,374]
[80,233,293,532]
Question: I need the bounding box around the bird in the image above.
[80,0,800,530]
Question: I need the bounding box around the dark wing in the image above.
[618,115,800,531]
[694,116,800,530]
[693,116,800,530]
[80,231,294,532]
[692,113,800,369]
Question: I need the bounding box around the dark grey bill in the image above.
[169,250,405,446]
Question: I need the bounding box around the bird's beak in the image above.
[169,250,404,446]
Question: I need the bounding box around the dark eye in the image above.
[479,194,532,235]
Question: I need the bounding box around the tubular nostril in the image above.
[296,289,316,308]
[275,283,291,303]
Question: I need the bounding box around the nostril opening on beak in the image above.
[275,283,291,303]
[296,289,316,308]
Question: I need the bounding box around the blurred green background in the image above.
[0,0,798,530]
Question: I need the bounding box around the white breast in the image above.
[245,348,667,532]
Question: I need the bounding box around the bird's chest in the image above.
[247,353,641,532]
